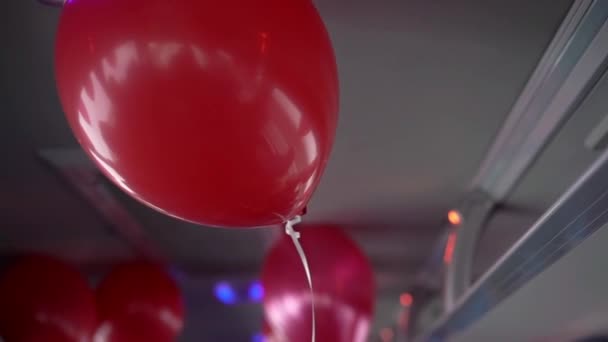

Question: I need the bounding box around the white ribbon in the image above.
[284,215,315,342]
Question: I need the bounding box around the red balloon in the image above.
[55,0,339,228]
[0,255,97,342]
[261,226,375,342]
[95,262,184,342]
[94,314,178,342]
[17,324,73,342]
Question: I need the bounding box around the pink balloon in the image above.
[261,226,375,342]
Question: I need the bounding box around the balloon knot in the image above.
[284,215,302,239]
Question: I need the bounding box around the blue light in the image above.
[252,333,266,342]
[248,282,264,302]
[214,282,237,304]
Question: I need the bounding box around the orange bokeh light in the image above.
[444,231,457,264]
[447,210,463,226]
[400,293,413,307]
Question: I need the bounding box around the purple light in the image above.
[248,282,264,302]
[214,282,237,305]
[252,333,266,342]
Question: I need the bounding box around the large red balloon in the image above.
[95,262,184,342]
[55,0,339,228]
[261,226,375,342]
[0,255,97,342]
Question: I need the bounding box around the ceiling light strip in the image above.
[417,118,608,342]
[471,0,603,200]
[420,2,608,339]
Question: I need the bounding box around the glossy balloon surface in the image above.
[95,262,184,342]
[0,255,97,342]
[261,226,374,342]
[55,0,339,228]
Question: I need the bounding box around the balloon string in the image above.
[284,215,315,342]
